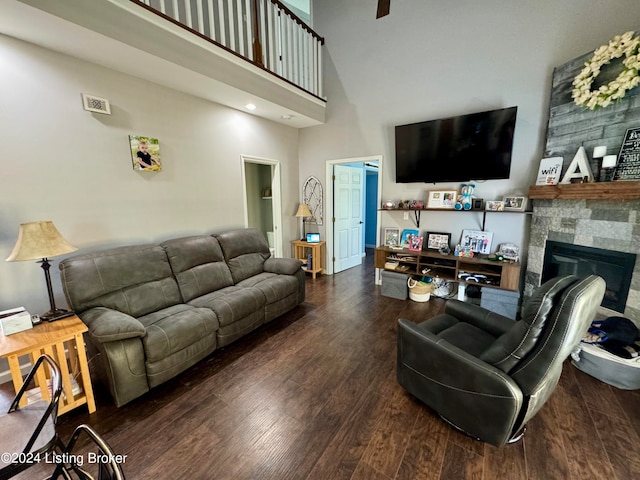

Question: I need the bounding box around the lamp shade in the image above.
[6,221,77,262]
[295,203,312,218]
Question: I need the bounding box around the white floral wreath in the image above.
[572,31,640,110]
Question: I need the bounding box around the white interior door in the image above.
[333,164,364,273]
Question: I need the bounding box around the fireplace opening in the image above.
[542,241,637,313]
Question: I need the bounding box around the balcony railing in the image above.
[134,0,325,99]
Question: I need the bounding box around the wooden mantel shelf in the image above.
[528,181,640,200]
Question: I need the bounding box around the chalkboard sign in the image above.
[614,127,640,180]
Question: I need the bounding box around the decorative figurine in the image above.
[454,183,476,210]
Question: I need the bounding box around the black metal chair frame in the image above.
[0,354,62,480]
[48,424,125,480]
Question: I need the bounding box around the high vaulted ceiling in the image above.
[0,0,326,128]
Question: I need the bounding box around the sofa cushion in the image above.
[215,229,271,283]
[187,286,265,327]
[162,235,234,302]
[138,304,219,363]
[59,244,182,317]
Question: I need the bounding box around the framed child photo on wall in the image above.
[130,135,162,171]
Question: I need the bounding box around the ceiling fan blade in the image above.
[376,0,390,19]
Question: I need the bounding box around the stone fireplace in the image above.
[525,198,640,322]
[523,32,640,324]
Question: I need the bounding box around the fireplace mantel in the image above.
[528,181,640,200]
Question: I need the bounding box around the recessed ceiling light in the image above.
[245,103,256,111]
[281,114,293,120]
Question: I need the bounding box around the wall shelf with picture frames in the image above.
[379,208,532,230]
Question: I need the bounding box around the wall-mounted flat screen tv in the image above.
[395,106,517,183]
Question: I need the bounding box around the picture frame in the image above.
[129,135,162,171]
[384,227,400,247]
[460,229,493,254]
[485,200,505,211]
[498,243,520,262]
[426,190,457,209]
[425,232,451,250]
[400,229,419,248]
[503,195,527,211]
[408,235,423,252]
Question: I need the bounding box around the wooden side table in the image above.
[0,314,96,415]
[292,240,325,279]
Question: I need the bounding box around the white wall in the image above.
[300,0,638,255]
[0,35,300,315]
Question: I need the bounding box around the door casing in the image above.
[241,155,283,258]
[324,155,383,275]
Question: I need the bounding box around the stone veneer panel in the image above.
[529,36,640,323]
[525,199,640,323]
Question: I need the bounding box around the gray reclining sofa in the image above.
[59,228,305,407]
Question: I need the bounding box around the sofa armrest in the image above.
[445,299,514,336]
[80,307,146,343]
[264,257,304,275]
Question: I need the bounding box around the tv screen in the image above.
[395,106,517,183]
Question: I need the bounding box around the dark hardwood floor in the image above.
[4,251,640,479]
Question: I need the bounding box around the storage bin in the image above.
[480,287,520,319]
[381,271,409,300]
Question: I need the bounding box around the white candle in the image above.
[593,146,607,158]
[602,155,617,168]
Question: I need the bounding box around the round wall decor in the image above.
[572,31,640,110]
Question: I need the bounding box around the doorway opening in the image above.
[325,155,382,275]
[241,156,283,257]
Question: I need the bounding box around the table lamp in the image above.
[6,221,78,321]
[295,203,312,240]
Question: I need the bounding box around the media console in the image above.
[374,246,521,291]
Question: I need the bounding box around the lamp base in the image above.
[40,308,75,322]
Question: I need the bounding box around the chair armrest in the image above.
[79,307,146,343]
[264,257,304,275]
[445,299,515,336]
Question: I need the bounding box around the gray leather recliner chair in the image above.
[397,275,606,446]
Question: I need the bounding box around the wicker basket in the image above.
[407,278,432,302]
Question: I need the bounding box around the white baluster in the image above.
[217,0,226,46]
[207,0,215,40]
[172,0,179,22]
[183,0,193,29]
[228,0,236,51]
[195,0,205,34]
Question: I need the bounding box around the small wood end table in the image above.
[0,314,96,415]
[292,240,325,279]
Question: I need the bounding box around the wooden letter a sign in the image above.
[560,146,594,184]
